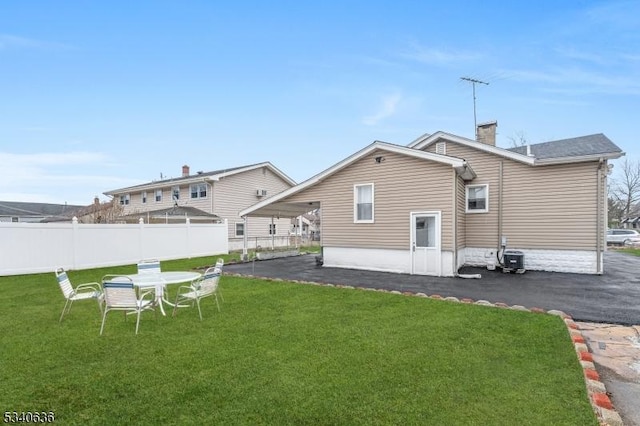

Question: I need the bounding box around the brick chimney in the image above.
[476,121,497,146]
[182,165,190,177]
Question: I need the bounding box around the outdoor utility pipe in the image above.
[596,158,603,274]
[497,161,504,263]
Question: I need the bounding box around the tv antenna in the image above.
[460,76,489,139]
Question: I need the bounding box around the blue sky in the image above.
[1,1,638,205]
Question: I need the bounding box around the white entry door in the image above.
[411,212,441,276]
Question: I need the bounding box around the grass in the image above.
[0,256,597,425]
[619,247,640,257]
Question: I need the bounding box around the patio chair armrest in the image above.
[138,289,156,301]
[75,282,102,293]
[176,284,197,293]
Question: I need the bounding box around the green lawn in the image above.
[0,257,596,425]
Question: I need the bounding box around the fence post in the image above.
[186,218,191,259]
[72,216,79,269]
[139,217,144,260]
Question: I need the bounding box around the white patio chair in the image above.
[137,259,161,274]
[100,275,156,335]
[55,267,103,322]
[172,266,221,320]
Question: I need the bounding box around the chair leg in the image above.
[135,310,142,335]
[214,294,221,312]
[59,299,71,322]
[218,287,224,302]
[196,299,203,321]
[100,309,109,335]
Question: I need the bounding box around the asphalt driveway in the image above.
[225,250,640,326]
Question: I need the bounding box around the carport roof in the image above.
[240,141,474,218]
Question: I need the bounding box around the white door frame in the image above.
[410,211,441,276]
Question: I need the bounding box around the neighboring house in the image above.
[621,217,640,229]
[104,162,296,249]
[0,201,84,223]
[240,123,624,275]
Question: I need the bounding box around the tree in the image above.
[76,197,124,223]
[506,131,529,148]
[609,159,640,224]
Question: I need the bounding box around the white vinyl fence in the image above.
[0,219,228,276]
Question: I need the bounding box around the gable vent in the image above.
[436,142,446,155]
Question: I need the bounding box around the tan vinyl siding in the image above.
[456,175,466,249]
[284,150,455,250]
[502,160,599,250]
[423,141,601,250]
[212,166,293,239]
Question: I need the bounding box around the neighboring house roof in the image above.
[119,206,222,223]
[507,133,622,162]
[0,201,84,220]
[239,141,477,218]
[409,131,623,165]
[104,162,296,195]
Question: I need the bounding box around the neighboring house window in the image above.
[466,184,488,213]
[190,183,207,199]
[235,222,244,237]
[354,183,374,223]
[119,194,130,205]
[172,186,180,201]
[269,223,276,235]
[155,189,163,202]
[436,142,446,155]
[141,191,147,204]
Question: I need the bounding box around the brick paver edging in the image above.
[226,272,624,426]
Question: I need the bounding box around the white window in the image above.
[235,222,244,237]
[190,183,207,199]
[466,184,488,213]
[172,186,180,201]
[354,183,374,223]
[119,194,130,205]
[155,189,163,202]
[141,191,147,204]
[269,223,276,235]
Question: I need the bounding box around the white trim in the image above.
[465,184,489,213]
[409,211,442,276]
[240,141,467,217]
[354,183,374,223]
[410,131,536,165]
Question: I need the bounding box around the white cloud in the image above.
[0,151,141,204]
[0,34,72,50]
[401,42,482,65]
[362,93,402,126]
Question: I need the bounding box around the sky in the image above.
[1,1,639,205]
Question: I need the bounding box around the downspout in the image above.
[452,168,457,276]
[596,159,603,274]
[498,161,504,263]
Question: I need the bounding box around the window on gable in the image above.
[235,222,244,237]
[141,191,147,204]
[466,184,488,213]
[119,194,130,205]
[354,183,374,223]
[172,186,180,201]
[436,141,446,155]
[155,189,163,202]
[190,183,207,199]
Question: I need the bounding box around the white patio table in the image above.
[123,271,201,316]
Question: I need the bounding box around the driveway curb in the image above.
[227,272,624,426]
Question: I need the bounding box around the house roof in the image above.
[104,162,296,195]
[239,141,476,218]
[410,131,623,165]
[0,201,84,219]
[506,133,623,162]
[120,205,222,222]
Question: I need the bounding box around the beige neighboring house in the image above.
[241,122,624,275]
[104,162,296,250]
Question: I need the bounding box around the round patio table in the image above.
[124,271,201,316]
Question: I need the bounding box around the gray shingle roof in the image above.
[0,201,84,218]
[507,133,622,159]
